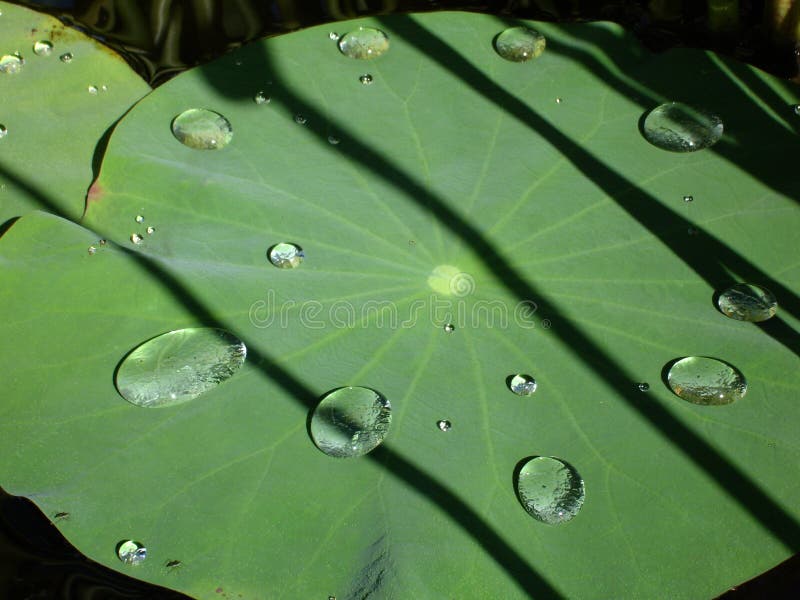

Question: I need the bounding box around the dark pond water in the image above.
[2,1,799,598]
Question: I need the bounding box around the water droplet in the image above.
[33,40,53,57]
[115,328,247,408]
[683,195,693,202]
[135,215,144,223]
[555,97,562,103]
[793,104,800,116]
[329,32,340,41]
[117,540,147,565]
[310,387,391,457]
[494,26,546,62]
[98,239,107,245]
[437,419,452,432]
[146,226,155,235]
[516,456,585,524]
[359,73,373,85]
[638,382,650,392]
[338,27,390,60]
[101,84,108,92]
[294,114,308,125]
[254,91,270,105]
[327,135,340,145]
[171,108,233,150]
[130,233,143,244]
[509,374,537,396]
[87,245,97,255]
[59,52,73,63]
[0,54,23,74]
[267,242,303,269]
[717,283,777,322]
[88,85,98,95]
[667,356,747,405]
[642,102,723,152]
[0,125,7,139]
[443,323,455,333]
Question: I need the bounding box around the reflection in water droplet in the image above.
[509,374,537,396]
[338,27,390,59]
[717,283,777,322]
[254,91,270,104]
[516,456,585,524]
[117,540,147,565]
[146,226,155,235]
[135,215,144,223]
[59,52,73,63]
[642,102,723,152]
[33,40,53,56]
[130,233,143,244]
[667,356,746,405]
[327,135,340,145]
[171,108,233,150]
[359,73,374,85]
[638,382,650,392]
[0,125,7,139]
[683,195,693,202]
[310,387,391,457]
[88,85,98,95]
[443,323,455,333]
[87,245,97,255]
[294,114,308,125]
[0,54,23,74]
[494,26,546,62]
[115,328,247,408]
[267,242,303,269]
[437,419,451,432]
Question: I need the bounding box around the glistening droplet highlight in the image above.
[0,54,23,74]
[642,102,723,152]
[310,387,391,457]
[33,40,53,56]
[117,540,147,565]
[338,27,389,59]
[494,26,546,62]
[115,328,247,408]
[509,374,537,396]
[171,108,233,150]
[717,283,777,322]
[516,456,585,524]
[268,243,303,269]
[666,356,746,405]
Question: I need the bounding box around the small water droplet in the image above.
[234,59,243,66]
[134,215,144,224]
[101,84,108,92]
[171,108,233,150]
[638,382,650,392]
[683,195,693,202]
[555,97,562,103]
[115,328,246,408]
[267,242,303,269]
[146,226,155,235]
[642,102,723,152]
[338,27,390,59]
[310,387,391,457]
[33,40,53,56]
[494,26,546,62]
[88,245,97,255]
[117,540,147,565]
[59,52,73,63]
[516,456,585,524]
[327,135,340,145]
[329,32,340,41]
[717,283,777,322]
[130,233,143,244]
[254,91,270,105]
[509,373,537,396]
[666,356,746,405]
[0,54,23,74]
[437,419,452,432]
[0,125,7,139]
[88,85,98,95]
[359,73,373,85]
[793,104,800,116]
[98,239,107,245]
[294,114,308,125]
[443,323,455,333]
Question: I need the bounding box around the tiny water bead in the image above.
[146,226,155,235]
[267,242,303,269]
[642,102,723,152]
[443,323,455,333]
[437,419,452,432]
[555,97,562,104]
[33,40,53,56]
[117,540,147,565]
[88,85,98,95]
[59,52,73,63]
[683,195,694,202]
[509,374,537,396]
[666,356,747,405]
[338,27,390,59]
[115,328,247,408]
[254,91,270,104]
[171,108,233,150]
[516,456,585,524]
[294,114,308,125]
[359,73,373,85]
[638,382,650,392]
[793,104,800,116]
[0,125,7,139]
[135,215,144,223]
[310,387,392,458]
[130,233,143,244]
[494,26,546,62]
[327,135,340,145]
[87,245,97,255]
[329,32,340,41]
[0,54,23,74]
[717,283,777,322]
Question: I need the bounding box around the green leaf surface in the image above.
[2,12,800,599]
[0,0,149,224]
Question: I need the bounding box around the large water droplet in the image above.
[516,456,585,524]
[0,54,23,74]
[59,52,73,63]
[494,26,546,62]
[642,102,723,152]
[717,283,777,322]
[33,40,53,56]
[310,387,391,457]
[509,374,537,396]
[117,540,147,565]
[171,108,233,150]
[338,27,390,59]
[666,356,746,405]
[267,242,303,269]
[115,328,247,408]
